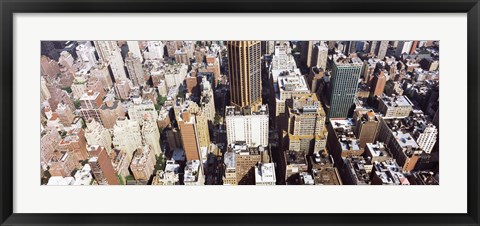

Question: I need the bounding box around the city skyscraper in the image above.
[376,41,389,60]
[125,52,145,87]
[178,111,201,161]
[300,41,313,68]
[112,118,143,158]
[370,70,387,97]
[227,41,262,109]
[93,41,127,81]
[129,145,156,182]
[225,105,269,147]
[88,145,120,185]
[311,42,329,70]
[126,41,143,63]
[85,119,113,154]
[328,54,363,119]
[142,116,162,157]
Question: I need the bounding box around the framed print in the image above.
[1,0,479,225]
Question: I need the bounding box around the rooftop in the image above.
[73,164,93,185]
[365,142,391,158]
[80,90,100,101]
[131,146,153,166]
[332,54,364,67]
[383,111,436,143]
[300,172,315,185]
[224,150,236,169]
[372,160,409,185]
[255,163,276,183]
[330,119,361,151]
[277,71,309,92]
[380,94,414,108]
[286,150,307,165]
[184,160,201,183]
[344,156,370,184]
[228,142,263,156]
[225,105,268,117]
[164,160,181,173]
[47,176,75,185]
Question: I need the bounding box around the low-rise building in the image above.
[255,163,276,185]
[152,160,180,185]
[223,150,237,185]
[339,156,370,185]
[308,151,342,185]
[184,160,202,185]
[130,146,156,183]
[327,119,364,164]
[370,160,410,185]
[73,164,93,185]
[378,94,414,118]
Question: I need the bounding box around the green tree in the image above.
[70,169,78,177]
[74,100,81,109]
[43,169,51,178]
[41,168,51,185]
[81,159,89,166]
[153,154,165,175]
[61,87,72,93]
[125,175,135,181]
[117,174,125,185]
[214,113,222,125]
[59,130,67,138]
[157,95,167,106]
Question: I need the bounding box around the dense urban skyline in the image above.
[40,40,439,185]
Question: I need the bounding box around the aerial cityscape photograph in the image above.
[40,40,440,186]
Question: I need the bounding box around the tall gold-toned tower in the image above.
[227,41,262,110]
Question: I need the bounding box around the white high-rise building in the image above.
[85,119,113,154]
[126,41,143,63]
[113,118,143,157]
[142,117,162,156]
[93,41,118,62]
[200,77,215,122]
[59,51,74,68]
[255,163,276,185]
[312,42,328,70]
[396,41,413,57]
[144,41,164,60]
[271,44,296,72]
[93,41,127,81]
[127,100,158,126]
[158,80,167,96]
[376,41,389,60]
[71,76,87,99]
[273,70,310,117]
[125,52,145,87]
[164,64,188,88]
[109,50,127,81]
[225,105,269,147]
[76,42,98,67]
[40,76,51,102]
[90,64,113,89]
[414,123,438,154]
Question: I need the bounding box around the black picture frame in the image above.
[1,0,479,225]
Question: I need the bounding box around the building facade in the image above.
[227,41,262,109]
